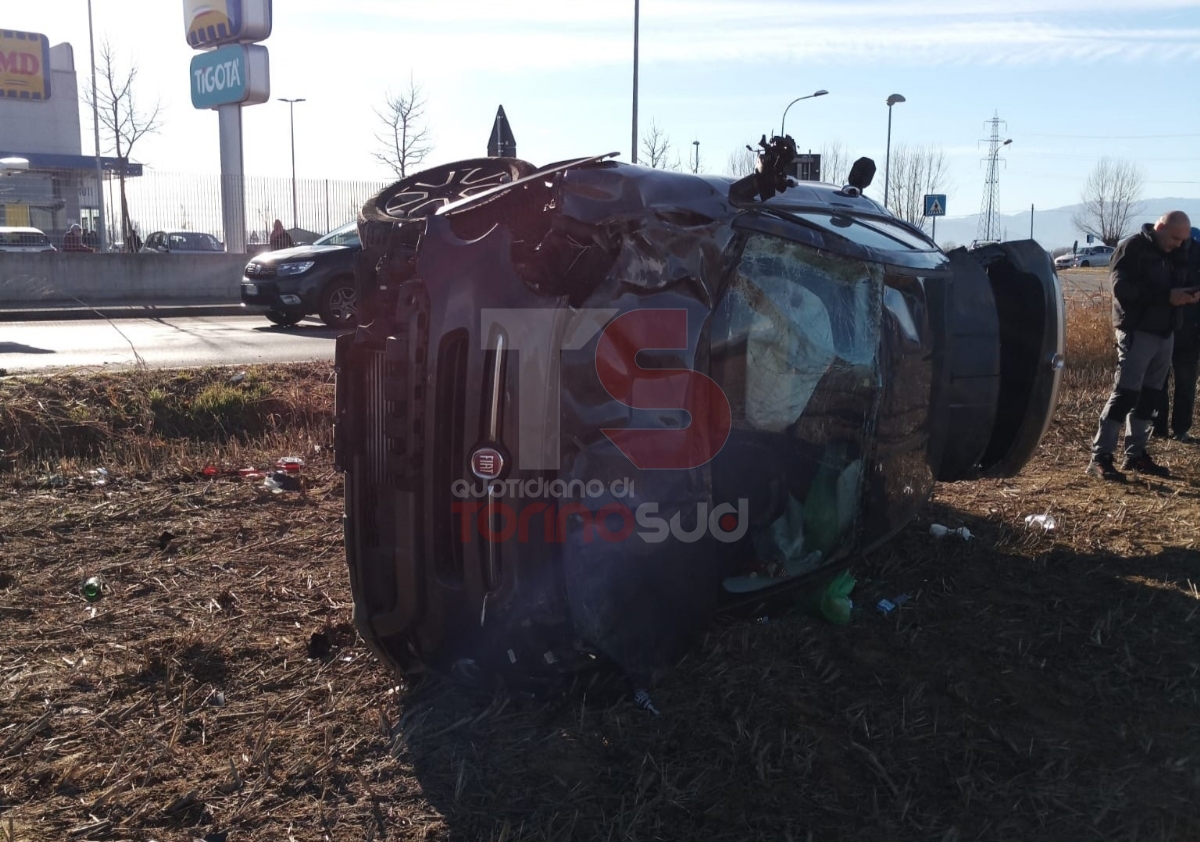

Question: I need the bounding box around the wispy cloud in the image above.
[297,0,1200,25]
[292,0,1200,70]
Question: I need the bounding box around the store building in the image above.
[0,30,139,243]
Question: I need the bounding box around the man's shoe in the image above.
[1172,432,1199,444]
[1121,452,1171,478]
[1086,454,1126,482]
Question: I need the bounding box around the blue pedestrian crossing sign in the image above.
[924,194,947,217]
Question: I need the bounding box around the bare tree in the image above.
[641,121,673,169]
[887,143,951,230]
[374,76,431,179]
[1072,157,1145,247]
[726,146,757,177]
[820,140,850,187]
[85,41,161,252]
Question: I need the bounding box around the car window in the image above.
[709,234,883,578]
[314,221,360,247]
[0,230,50,247]
[790,211,936,252]
[165,232,221,251]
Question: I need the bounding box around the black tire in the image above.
[319,277,358,328]
[265,311,304,327]
[361,157,536,224]
[1079,261,1090,268]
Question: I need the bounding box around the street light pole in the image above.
[631,0,639,164]
[779,89,828,139]
[883,93,906,210]
[278,97,305,229]
[693,140,700,173]
[86,0,106,252]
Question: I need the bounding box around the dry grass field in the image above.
[0,270,1198,841]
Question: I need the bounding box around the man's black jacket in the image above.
[1174,238,1200,358]
[1110,223,1190,336]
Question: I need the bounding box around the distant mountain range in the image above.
[922,198,1200,252]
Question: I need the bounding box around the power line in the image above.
[1022,132,1200,140]
[1013,154,1200,163]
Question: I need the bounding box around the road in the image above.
[0,314,340,373]
[0,269,1104,374]
[1057,267,1108,298]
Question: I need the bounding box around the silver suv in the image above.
[1054,244,1114,269]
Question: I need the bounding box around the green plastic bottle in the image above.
[81,576,103,602]
[818,570,856,625]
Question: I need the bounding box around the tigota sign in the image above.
[0,30,51,101]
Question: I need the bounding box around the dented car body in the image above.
[333,151,1064,687]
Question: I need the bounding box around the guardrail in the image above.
[0,253,250,305]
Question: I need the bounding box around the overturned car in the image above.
[333,140,1064,688]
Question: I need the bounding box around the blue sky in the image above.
[8,0,1200,219]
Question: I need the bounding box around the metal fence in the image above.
[0,166,393,252]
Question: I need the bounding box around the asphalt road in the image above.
[1057,267,1108,297]
[0,269,1103,374]
[0,314,341,373]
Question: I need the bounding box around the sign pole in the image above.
[218,104,246,254]
[932,216,937,241]
[87,0,107,252]
[185,0,273,255]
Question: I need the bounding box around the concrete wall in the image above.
[0,253,248,304]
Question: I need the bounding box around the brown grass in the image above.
[0,363,335,478]
[1,284,1198,841]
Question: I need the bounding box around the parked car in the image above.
[335,145,1064,689]
[0,226,56,253]
[1054,244,1114,269]
[140,230,225,254]
[240,220,360,328]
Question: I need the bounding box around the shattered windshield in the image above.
[714,234,883,432]
[711,234,884,588]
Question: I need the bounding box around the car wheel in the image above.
[319,277,358,328]
[265,311,304,327]
[362,158,536,224]
[357,158,536,254]
[1080,261,1090,268]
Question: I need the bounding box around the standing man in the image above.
[1153,227,1200,442]
[1087,211,1200,481]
